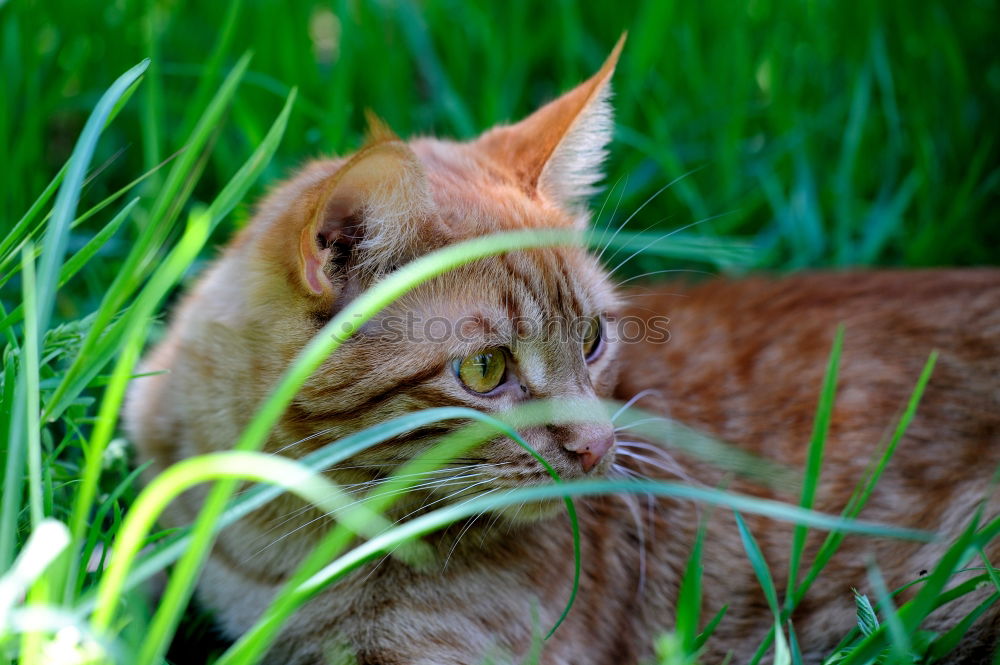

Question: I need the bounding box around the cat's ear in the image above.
[476,34,625,213]
[265,129,434,298]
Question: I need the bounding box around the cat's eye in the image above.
[582,316,603,361]
[455,349,507,394]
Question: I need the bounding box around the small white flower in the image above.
[101,438,129,468]
[41,626,104,665]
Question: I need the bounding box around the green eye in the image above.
[582,316,602,361]
[456,350,507,393]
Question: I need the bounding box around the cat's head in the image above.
[159,38,628,520]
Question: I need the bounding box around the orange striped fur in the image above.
[125,38,1000,663]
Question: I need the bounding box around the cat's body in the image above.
[125,40,1000,664]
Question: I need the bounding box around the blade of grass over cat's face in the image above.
[287,479,933,604]
[89,393,783,608]
[217,475,933,665]
[124,228,583,665]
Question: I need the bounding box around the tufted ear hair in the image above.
[475,33,625,214]
[260,129,435,301]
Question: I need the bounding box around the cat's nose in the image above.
[568,432,615,473]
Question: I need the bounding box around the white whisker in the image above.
[443,488,503,568]
[594,175,631,263]
[606,211,733,279]
[614,268,711,289]
[387,477,499,528]
[271,428,339,455]
[614,416,671,433]
[618,489,648,596]
[597,167,704,266]
[591,174,628,258]
[612,389,662,422]
[615,448,700,486]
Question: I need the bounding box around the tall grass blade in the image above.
[675,519,707,651]
[44,53,252,424]
[62,209,212,601]
[33,59,149,342]
[793,351,938,606]
[785,326,843,608]
[0,60,148,572]
[19,246,42,529]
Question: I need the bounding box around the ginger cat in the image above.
[125,39,1000,664]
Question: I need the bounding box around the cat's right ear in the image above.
[260,139,434,300]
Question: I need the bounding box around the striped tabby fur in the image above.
[125,38,1000,663]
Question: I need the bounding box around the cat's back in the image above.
[614,269,1000,659]
[616,268,1000,448]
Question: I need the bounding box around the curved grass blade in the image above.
[127,228,579,665]
[0,60,149,573]
[287,478,932,617]
[90,451,391,632]
[62,209,212,602]
[44,52,252,424]
[43,83,295,425]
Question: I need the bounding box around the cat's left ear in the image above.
[476,34,625,214]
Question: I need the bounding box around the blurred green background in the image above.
[2,0,999,311]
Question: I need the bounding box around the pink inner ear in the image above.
[303,245,332,295]
[299,195,356,296]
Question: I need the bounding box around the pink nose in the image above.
[575,434,615,473]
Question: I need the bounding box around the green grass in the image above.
[1,1,999,663]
